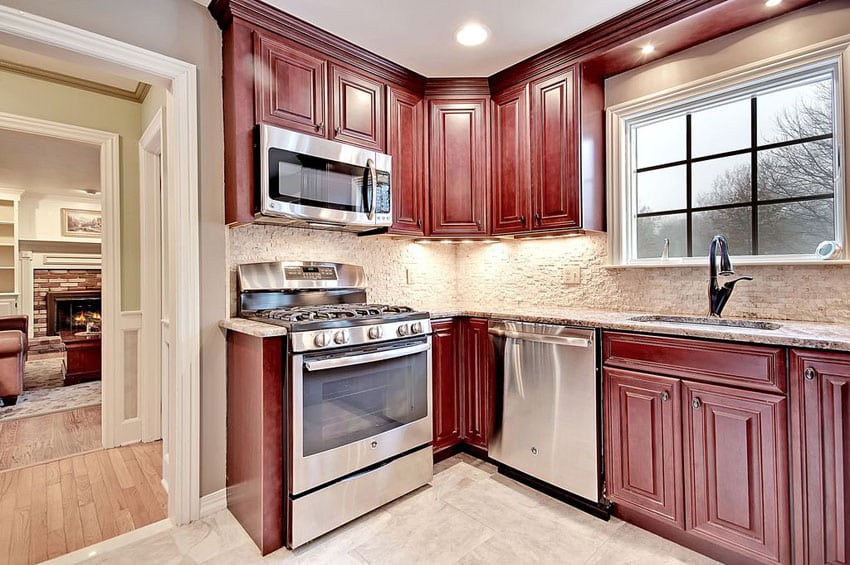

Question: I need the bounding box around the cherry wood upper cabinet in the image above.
[461,318,493,451]
[790,349,850,565]
[432,319,462,455]
[683,381,789,564]
[388,87,425,235]
[605,368,684,529]
[331,65,385,151]
[530,68,579,230]
[491,84,531,235]
[428,98,489,236]
[255,32,326,137]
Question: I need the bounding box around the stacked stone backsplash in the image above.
[227,224,458,314]
[228,226,850,325]
[455,232,850,324]
[33,269,102,337]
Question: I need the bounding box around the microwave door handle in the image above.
[366,158,377,220]
[304,342,429,371]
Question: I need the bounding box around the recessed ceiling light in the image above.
[765,0,782,6]
[455,22,489,47]
[641,44,655,55]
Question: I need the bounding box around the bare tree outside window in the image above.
[633,72,837,260]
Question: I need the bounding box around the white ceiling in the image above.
[0,129,100,196]
[260,0,648,77]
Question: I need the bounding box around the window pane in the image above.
[635,116,686,168]
[757,139,834,200]
[757,77,833,145]
[692,154,751,208]
[758,199,834,255]
[692,207,753,256]
[691,99,750,157]
[637,214,687,258]
[636,165,686,213]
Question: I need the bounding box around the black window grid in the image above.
[634,102,835,257]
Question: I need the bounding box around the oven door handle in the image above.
[304,342,429,372]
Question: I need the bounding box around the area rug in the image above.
[0,357,101,421]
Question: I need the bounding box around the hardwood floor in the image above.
[0,441,167,564]
[0,406,102,472]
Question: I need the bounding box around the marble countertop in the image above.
[220,308,850,352]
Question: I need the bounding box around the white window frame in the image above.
[607,38,850,267]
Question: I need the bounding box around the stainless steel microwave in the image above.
[258,124,392,232]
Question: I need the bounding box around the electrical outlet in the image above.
[564,265,581,285]
[406,267,415,285]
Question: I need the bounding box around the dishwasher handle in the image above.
[487,327,591,348]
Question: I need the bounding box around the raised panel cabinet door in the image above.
[683,381,790,564]
[428,98,489,236]
[462,318,493,450]
[604,368,684,528]
[491,84,531,235]
[790,349,850,565]
[331,65,385,151]
[255,33,326,136]
[431,319,462,453]
[388,87,425,235]
[530,68,579,230]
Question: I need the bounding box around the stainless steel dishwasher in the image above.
[488,320,602,508]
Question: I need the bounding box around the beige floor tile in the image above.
[584,522,721,565]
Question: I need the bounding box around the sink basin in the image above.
[628,315,782,331]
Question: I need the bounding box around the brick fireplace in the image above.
[33,269,102,338]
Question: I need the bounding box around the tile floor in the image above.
[78,454,719,564]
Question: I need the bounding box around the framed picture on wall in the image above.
[61,208,102,237]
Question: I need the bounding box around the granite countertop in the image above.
[220,308,850,352]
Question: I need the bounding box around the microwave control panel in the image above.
[283,266,337,281]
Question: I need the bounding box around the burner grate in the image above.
[248,303,415,324]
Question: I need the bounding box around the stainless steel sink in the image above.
[628,315,782,331]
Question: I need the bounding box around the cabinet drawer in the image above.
[603,332,786,394]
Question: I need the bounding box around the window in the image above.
[612,56,845,265]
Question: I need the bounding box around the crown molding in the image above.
[0,59,150,102]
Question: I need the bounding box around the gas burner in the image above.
[248,303,417,325]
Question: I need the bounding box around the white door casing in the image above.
[0,6,201,524]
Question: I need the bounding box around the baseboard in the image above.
[200,488,227,517]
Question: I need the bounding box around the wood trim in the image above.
[603,331,787,393]
[0,59,151,102]
[488,0,818,92]
[210,0,425,93]
[424,78,491,97]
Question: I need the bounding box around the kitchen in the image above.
[1,0,847,563]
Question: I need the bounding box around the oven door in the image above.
[290,337,432,495]
[259,124,391,228]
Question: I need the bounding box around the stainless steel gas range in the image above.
[237,261,433,548]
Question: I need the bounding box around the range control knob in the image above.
[368,326,384,340]
[397,324,409,337]
[334,329,350,345]
[410,322,423,334]
[313,332,328,348]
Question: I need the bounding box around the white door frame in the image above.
[0,112,124,443]
[139,109,163,445]
[0,6,201,524]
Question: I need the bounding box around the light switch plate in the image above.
[406,267,414,285]
[564,265,581,285]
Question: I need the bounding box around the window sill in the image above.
[605,258,850,269]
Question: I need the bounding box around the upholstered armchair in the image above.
[0,330,25,406]
[0,316,27,407]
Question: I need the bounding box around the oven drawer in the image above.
[290,446,433,547]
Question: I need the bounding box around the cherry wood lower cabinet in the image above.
[460,318,492,451]
[603,332,790,564]
[431,317,494,458]
[790,349,850,565]
[604,368,683,528]
[431,319,462,454]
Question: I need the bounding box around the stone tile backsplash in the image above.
[228,226,850,324]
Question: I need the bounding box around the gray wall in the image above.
[0,0,229,496]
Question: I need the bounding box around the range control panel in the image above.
[284,266,337,281]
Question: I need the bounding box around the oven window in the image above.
[270,148,371,213]
[302,349,428,457]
